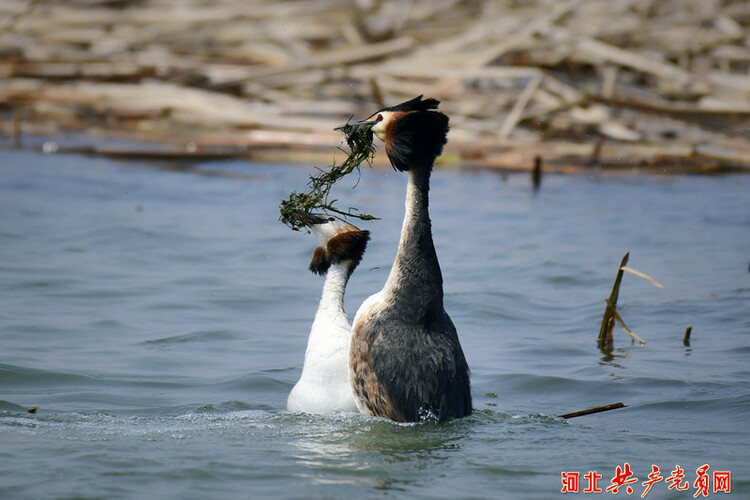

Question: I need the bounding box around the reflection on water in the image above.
[1,150,749,498]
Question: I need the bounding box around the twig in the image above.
[499,73,542,143]
[471,0,584,67]
[531,155,542,191]
[606,298,647,344]
[598,252,629,349]
[559,402,627,419]
[575,36,691,86]
[683,326,692,347]
[212,37,414,88]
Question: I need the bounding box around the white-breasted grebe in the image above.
[287,212,370,414]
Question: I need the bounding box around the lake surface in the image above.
[1,149,748,499]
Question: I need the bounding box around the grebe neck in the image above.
[318,261,350,314]
[383,165,443,320]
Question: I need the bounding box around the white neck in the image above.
[288,259,358,413]
[317,262,350,314]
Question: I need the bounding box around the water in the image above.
[1,149,748,499]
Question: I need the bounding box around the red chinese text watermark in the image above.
[561,464,731,496]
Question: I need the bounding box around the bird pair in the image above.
[286,97,472,423]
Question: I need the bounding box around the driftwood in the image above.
[0,0,749,172]
[558,402,626,420]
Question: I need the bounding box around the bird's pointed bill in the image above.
[291,210,328,227]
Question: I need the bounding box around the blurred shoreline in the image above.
[2,0,750,173]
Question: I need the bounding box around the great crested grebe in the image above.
[347,96,472,422]
[287,212,370,414]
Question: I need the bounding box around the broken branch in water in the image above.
[605,298,646,344]
[598,253,663,349]
[558,402,627,419]
[683,326,692,346]
[279,120,378,231]
[598,252,630,349]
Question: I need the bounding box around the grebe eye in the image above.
[376,114,383,122]
[328,217,335,221]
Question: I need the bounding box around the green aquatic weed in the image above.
[279,121,378,231]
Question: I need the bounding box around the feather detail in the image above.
[309,229,370,275]
[384,112,412,172]
[327,229,370,273]
[385,110,449,172]
[378,95,441,113]
[309,246,330,275]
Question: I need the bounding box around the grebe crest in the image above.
[356,95,449,172]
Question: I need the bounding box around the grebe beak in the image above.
[334,117,377,132]
[291,211,328,227]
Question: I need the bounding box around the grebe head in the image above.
[292,212,370,275]
[344,95,450,172]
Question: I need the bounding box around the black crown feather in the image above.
[378,95,440,114]
[381,96,449,172]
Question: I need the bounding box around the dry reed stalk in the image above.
[0,0,748,171]
[683,326,692,347]
[598,253,630,350]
